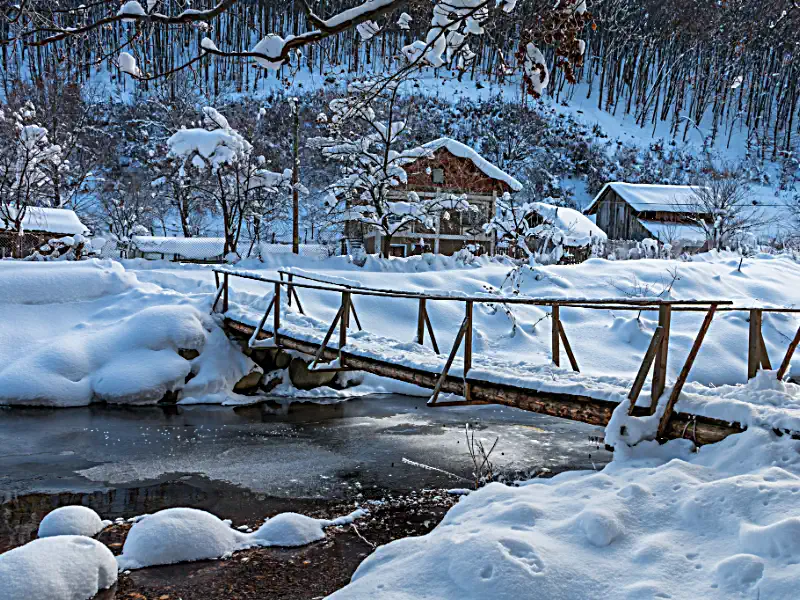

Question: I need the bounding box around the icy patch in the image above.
[38,506,111,539]
[0,536,117,600]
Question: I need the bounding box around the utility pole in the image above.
[290,97,300,254]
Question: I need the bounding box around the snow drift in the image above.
[0,536,117,600]
[331,428,800,599]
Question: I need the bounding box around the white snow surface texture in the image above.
[0,536,117,600]
[37,506,110,539]
[117,507,365,569]
[0,260,252,406]
[332,428,800,599]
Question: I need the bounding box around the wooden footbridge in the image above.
[211,267,800,446]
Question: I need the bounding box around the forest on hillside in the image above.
[0,0,799,249]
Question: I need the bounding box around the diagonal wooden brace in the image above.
[428,317,469,406]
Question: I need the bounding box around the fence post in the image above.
[222,273,229,313]
[273,282,281,345]
[748,309,762,380]
[339,291,351,357]
[287,273,294,308]
[552,304,560,367]
[464,300,473,400]
[417,298,427,345]
[650,303,671,411]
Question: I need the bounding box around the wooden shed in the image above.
[583,183,712,249]
[0,206,89,258]
[353,138,523,257]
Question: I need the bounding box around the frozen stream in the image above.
[0,395,609,551]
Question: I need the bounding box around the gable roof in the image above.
[407,138,523,192]
[527,202,607,246]
[585,183,709,214]
[1,206,89,236]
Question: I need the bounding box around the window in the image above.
[432,168,445,184]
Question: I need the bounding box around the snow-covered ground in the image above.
[331,427,800,600]
[2,252,800,432]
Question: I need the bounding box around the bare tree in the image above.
[685,174,770,250]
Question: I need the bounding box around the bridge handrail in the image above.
[213,266,733,309]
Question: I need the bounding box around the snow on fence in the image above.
[130,236,334,262]
[210,267,800,446]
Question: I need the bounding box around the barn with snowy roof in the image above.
[353,137,523,257]
[0,206,89,258]
[584,183,712,249]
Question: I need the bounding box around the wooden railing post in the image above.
[339,291,351,359]
[222,273,229,313]
[650,303,671,411]
[273,282,281,345]
[464,301,473,401]
[552,304,560,367]
[417,298,426,345]
[777,326,800,381]
[657,304,717,439]
[748,309,762,380]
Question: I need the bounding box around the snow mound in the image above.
[117,506,367,569]
[0,304,208,406]
[117,507,246,570]
[0,536,117,600]
[331,428,800,599]
[251,513,327,547]
[38,506,110,539]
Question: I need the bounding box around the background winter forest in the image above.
[2,0,800,248]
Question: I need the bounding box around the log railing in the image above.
[212,267,800,440]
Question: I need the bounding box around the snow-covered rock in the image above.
[38,506,110,539]
[250,513,327,547]
[0,536,117,600]
[117,507,246,570]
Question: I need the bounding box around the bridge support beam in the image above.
[225,318,746,446]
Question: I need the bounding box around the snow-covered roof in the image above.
[585,183,709,214]
[132,236,225,259]
[1,206,89,236]
[413,138,523,192]
[528,202,607,245]
[638,219,707,246]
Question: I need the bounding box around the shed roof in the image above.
[528,202,607,246]
[585,183,709,214]
[407,138,523,192]
[132,236,225,259]
[1,206,89,236]
[637,219,707,246]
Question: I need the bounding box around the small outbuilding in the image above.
[498,202,606,264]
[584,183,711,250]
[0,206,89,258]
[351,137,523,257]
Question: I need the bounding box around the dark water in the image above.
[0,395,610,551]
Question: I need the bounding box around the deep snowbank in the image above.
[331,428,800,599]
[0,536,117,600]
[0,260,252,407]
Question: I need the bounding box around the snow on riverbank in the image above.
[331,428,800,599]
[0,260,252,407]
